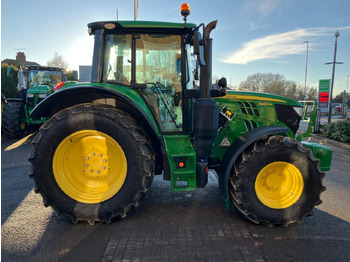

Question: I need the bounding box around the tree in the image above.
[238,73,320,101]
[239,73,265,92]
[332,92,344,103]
[239,73,297,98]
[307,87,318,101]
[46,52,69,69]
[66,70,78,81]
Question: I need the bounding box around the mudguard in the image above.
[5,98,25,103]
[30,85,163,173]
[217,125,289,201]
[30,85,159,133]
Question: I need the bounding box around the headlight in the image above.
[38,93,47,99]
[27,93,34,98]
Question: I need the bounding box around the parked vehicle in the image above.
[2,66,67,138]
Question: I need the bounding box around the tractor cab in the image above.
[88,21,206,133]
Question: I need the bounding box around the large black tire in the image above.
[229,136,325,227]
[28,104,155,224]
[2,101,27,138]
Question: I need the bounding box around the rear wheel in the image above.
[229,136,325,227]
[2,101,27,138]
[29,104,155,224]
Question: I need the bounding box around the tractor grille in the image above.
[237,102,260,116]
[26,95,45,107]
[26,97,35,106]
[244,120,258,130]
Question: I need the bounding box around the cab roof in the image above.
[88,20,197,35]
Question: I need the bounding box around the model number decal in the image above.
[259,102,272,106]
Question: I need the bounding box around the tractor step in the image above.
[163,135,196,191]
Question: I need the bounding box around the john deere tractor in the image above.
[28,4,332,226]
[2,66,66,138]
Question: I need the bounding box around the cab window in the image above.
[103,34,132,85]
[136,34,182,132]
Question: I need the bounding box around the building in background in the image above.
[1,52,41,67]
[79,65,92,82]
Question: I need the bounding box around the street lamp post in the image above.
[347,75,350,110]
[303,41,309,102]
[325,30,343,124]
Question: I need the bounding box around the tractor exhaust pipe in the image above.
[201,20,217,98]
[194,20,219,188]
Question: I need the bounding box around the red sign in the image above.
[319,92,329,102]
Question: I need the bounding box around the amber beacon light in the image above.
[180,3,190,25]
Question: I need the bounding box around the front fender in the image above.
[217,126,289,201]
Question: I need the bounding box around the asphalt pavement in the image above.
[1,123,350,261]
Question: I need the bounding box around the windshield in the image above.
[28,70,63,89]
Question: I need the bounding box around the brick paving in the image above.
[102,171,264,262]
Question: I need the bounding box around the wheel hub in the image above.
[255,161,304,209]
[83,151,108,177]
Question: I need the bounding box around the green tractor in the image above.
[2,66,67,138]
[28,5,332,226]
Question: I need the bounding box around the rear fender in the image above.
[30,85,163,173]
[217,126,289,201]
[31,85,159,132]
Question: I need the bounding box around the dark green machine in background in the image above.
[2,66,66,138]
[28,5,332,227]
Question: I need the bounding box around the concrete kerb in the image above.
[310,133,350,150]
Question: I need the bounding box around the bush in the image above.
[321,120,350,144]
[1,63,18,98]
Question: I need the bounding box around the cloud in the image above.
[223,26,350,64]
[257,0,283,16]
[243,0,283,17]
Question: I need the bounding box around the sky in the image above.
[1,0,350,96]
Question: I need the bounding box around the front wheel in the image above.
[1,101,27,138]
[29,104,155,224]
[229,136,325,227]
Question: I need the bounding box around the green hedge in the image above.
[1,63,18,98]
[321,120,350,144]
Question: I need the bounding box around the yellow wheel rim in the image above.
[53,130,127,204]
[20,122,26,130]
[255,161,304,209]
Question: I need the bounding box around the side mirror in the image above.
[193,31,205,66]
[218,77,227,88]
